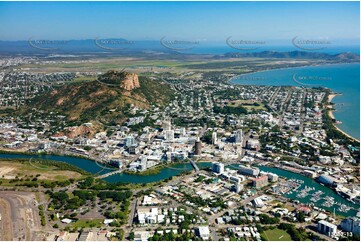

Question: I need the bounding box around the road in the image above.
[128,198,137,226]
[298,90,307,133]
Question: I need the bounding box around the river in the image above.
[0,152,358,216]
[0,153,211,184]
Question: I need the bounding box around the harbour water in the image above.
[231,63,360,139]
[259,166,359,217]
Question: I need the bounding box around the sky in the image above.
[0,1,359,43]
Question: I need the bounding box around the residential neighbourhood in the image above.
[0,1,360,241]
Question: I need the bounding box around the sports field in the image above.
[261,228,292,241]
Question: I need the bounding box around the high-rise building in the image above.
[125,136,136,147]
[340,217,360,235]
[194,137,202,156]
[267,172,279,182]
[212,162,224,174]
[239,165,260,176]
[212,132,217,145]
[165,130,174,141]
[234,182,243,193]
[318,220,338,237]
[179,127,186,136]
[234,129,243,144]
[162,120,171,131]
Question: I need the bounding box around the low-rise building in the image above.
[251,175,268,189]
[196,226,210,240]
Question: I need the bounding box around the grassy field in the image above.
[71,219,104,228]
[0,159,84,181]
[17,57,311,74]
[17,58,188,72]
[261,228,292,241]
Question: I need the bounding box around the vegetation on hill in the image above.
[24,71,174,125]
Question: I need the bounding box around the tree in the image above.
[128,232,135,240]
[296,212,305,222]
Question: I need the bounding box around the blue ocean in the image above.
[231,63,360,139]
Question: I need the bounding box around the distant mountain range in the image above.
[0,40,359,60]
[219,50,360,61]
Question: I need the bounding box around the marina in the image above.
[260,166,359,217]
[296,186,314,199]
[271,178,303,195]
[310,190,324,203]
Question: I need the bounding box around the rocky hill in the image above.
[25,71,174,125]
[97,71,140,90]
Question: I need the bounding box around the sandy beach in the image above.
[327,93,337,119]
[327,93,359,142]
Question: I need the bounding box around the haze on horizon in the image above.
[0,1,359,45]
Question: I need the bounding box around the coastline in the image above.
[327,93,337,120]
[228,62,358,84]
[229,62,359,142]
[327,93,360,142]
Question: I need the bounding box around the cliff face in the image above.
[53,125,98,138]
[98,70,140,90]
[121,73,140,91]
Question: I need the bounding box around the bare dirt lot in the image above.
[0,191,43,240]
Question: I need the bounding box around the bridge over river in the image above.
[96,159,200,179]
[96,169,122,179]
